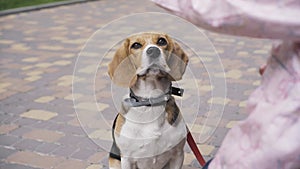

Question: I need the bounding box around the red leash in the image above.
[187,130,206,167]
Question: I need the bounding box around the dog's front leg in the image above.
[168,149,184,169]
[168,139,186,169]
[121,157,137,169]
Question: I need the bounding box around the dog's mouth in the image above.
[137,64,169,77]
[147,65,164,75]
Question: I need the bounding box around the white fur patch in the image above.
[116,105,187,159]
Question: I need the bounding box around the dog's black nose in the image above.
[146,47,160,58]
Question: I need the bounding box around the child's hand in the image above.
[259,64,266,75]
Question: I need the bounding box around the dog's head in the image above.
[108,32,189,87]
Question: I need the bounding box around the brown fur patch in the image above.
[109,156,121,169]
[114,113,125,136]
[165,96,181,125]
[108,39,129,78]
[167,42,189,81]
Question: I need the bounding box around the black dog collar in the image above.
[123,84,184,107]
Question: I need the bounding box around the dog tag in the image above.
[171,87,184,97]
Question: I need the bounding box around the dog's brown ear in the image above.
[167,41,189,81]
[108,39,136,87]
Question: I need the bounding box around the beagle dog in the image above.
[108,32,189,169]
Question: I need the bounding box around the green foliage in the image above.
[0,0,67,11]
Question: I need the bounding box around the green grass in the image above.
[0,0,68,11]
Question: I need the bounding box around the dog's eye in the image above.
[157,38,167,46]
[131,42,142,49]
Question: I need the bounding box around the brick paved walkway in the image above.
[0,0,271,168]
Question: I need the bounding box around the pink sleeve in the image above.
[152,0,300,40]
[209,41,300,169]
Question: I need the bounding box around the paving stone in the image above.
[57,134,84,147]
[53,60,72,66]
[77,137,98,150]
[38,45,64,51]
[20,110,58,121]
[207,97,231,105]
[21,57,39,63]
[0,135,20,146]
[253,80,261,86]
[35,62,53,68]
[183,166,200,169]
[49,114,75,124]
[46,104,74,116]
[0,39,14,45]
[76,102,109,112]
[87,151,107,163]
[100,155,109,167]
[0,146,17,160]
[196,144,215,156]
[9,126,31,137]
[54,158,87,169]
[183,153,196,166]
[25,70,44,76]
[64,93,83,101]
[14,139,43,151]
[31,120,54,129]
[46,122,66,131]
[10,43,30,51]
[24,76,42,82]
[226,120,240,129]
[6,151,64,169]
[0,114,17,124]
[86,164,104,169]
[222,108,247,121]
[51,145,78,157]
[0,123,19,134]
[34,96,55,103]
[0,82,11,89]
[21,65,34,70]
[208,127,230,147]
[191,159,202,168]
[71,148,96,160]
[23,129,64,143]
[67,117,81,127]
[35,142,61,154]
[238,100,247,108]
[0,162,39,169]
[0,90,17,100]
[89,129,112,141]
[49,123,85,136]
[1,106,29,118]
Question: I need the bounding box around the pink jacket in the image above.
[152,1,300,168]
[152,0,300,41]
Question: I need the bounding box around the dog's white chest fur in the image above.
[116,105,187,168]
